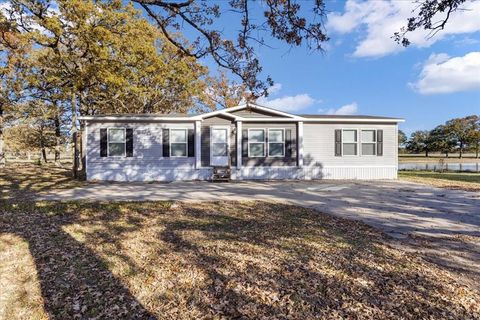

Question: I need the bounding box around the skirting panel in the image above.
[88,166,212,182]
[87,165,397,181]
[232,166,397,180]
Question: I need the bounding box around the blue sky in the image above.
[167,0,480,136]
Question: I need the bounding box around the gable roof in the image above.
[195,103,303,120]
[78,103,404,123]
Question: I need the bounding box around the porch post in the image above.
[236,121,242,169]
[298,121,304,167]
[195,120,201,169]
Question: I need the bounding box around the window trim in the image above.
[360,129,377,156]
[267,128,285,157]
[107,127,126,157]
[169,128,188,158]
[341,129,359,157]
[248,128,266,158]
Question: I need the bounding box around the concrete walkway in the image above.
[38,180,480,238]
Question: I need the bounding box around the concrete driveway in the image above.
[38,180,480,238]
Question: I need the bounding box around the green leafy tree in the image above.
[430,125,456,157]
[407,130,433,157]
[466,115,480,158]
[444,116,478,158]
[398,130,407,146]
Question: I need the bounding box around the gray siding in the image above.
[230,109,288,118]
[242,122,297,167]
[201,116,234,167]
[303,122,397,168]
[86,121,195,180]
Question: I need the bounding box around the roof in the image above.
[298,114,401,120]
[87,113,197,118]
[78,103,404,123]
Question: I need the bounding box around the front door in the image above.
[210,126,229,166]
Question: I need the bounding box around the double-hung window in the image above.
[248,129,266,157]
[108,128,126,157]
[342,130,358,156]
[361,130,376,155]
[170,129,187,157]
[268,129,285,157]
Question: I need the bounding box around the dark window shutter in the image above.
[335,129,342,156]
[188,129,195,157]
[242,129,248,157]
[377,129,383,156]
[100,128,108,157]
[162,128,170,157]
[285,129,292,158]
[126,128,133,157]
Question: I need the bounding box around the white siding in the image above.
[302,123,398,179]
[86,121,196,181]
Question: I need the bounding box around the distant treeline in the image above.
[399,115,480,158]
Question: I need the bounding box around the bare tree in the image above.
[134,0,329,97]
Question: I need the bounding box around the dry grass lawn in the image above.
[1,164,479,319]
[399,171,480,192]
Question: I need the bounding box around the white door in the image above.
[210,126,229,166]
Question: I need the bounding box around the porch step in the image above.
[212,167,231,182]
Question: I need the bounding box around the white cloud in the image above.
[327,0,480,58]
[411,51,480,94]
[257,84,318,112]
[267,83,282,95]
[257,94,316,112]
[319,102,358,115]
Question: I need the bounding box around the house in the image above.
[78,103,404,181]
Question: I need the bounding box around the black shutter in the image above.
[335,129,342,156]
[242,129,248,157]
[377,129,383,156]
[100,128,108,157]
[285,129,292,158]
[126,128,133,157]
[162,128,170,157]
[188,129,195,157]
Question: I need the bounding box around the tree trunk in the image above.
[425,150,429,157]
[54,111,61,163]
[0,105,5,167]
[41,147,48,163]
[476,142,479,159]
[71,92,78,179]
[79,93,86,176]
[445,152,448,158]
[459,142,463,159]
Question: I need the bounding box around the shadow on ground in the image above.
[1,199,478,319]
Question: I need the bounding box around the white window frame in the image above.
[341,129,359,157]
[248,128,266,158]
[170,128,188,158]
[267,128,285,157]
[107,127,126,157]
[360,129,377,156]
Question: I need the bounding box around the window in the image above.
[342,130,358,156]
[268,129,285,157]
[361,130,376,156]
[170,129,187,157]
[108,128,126,157]
[211,128,228,156]
[248,129,265,157]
